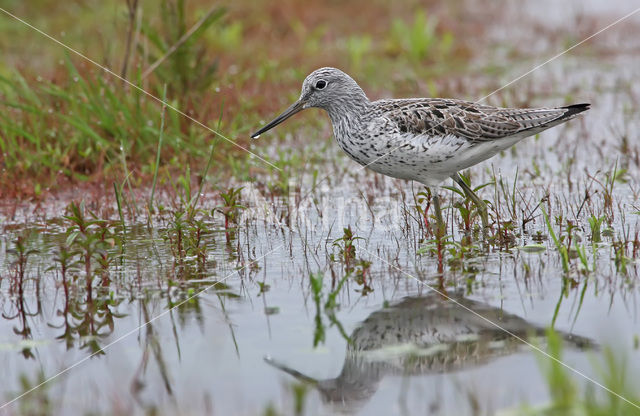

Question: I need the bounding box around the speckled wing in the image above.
[377,98,589,142]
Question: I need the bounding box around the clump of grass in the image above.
[0,59,209,189]
[612,239,631,275]
[31,202,125,354]
[387,10,454,62]
[49,242,80,304]
[444,172,493,232]
[344,35,372,71]
[264,148,305,196]
[0,1,241,194]
[331,226,360,273]
[164,206,213,278]
[159,139,220,278]
[6,231,39,295]
[542,206,570,274]
[214,186,245,236]
[330,227,373,293]
[63,201,120,299]
[140,1,225,98]
[592,161,627,222]
[588,215,605,243]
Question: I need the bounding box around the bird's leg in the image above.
[430,190,446,274]
[431,191,446,239]
[452,173,489,229]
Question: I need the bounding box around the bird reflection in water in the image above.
[266,291,594,412]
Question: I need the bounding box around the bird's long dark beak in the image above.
[251,99,306,139]
[263,356,319,385]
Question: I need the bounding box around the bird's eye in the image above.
[315,80,327,90]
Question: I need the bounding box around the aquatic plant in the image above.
[63,201,119,300]
[331,226,361,273]
[215,186,245,232]
[6,232,39,295]
[588,215,605,243]
[444,172,493,232]
[542,206,570,274]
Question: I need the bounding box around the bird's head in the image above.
[251,67,367,139]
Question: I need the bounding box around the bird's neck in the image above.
[326,92,371,143]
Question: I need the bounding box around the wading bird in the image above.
[252,68,589,234]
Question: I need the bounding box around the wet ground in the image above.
[2,1,640,415]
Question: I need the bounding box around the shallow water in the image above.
[1,167,639,415]
[2,1,640,415]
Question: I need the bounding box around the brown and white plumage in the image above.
[378,98,589,142]
[356,98,589,186]
[252,67,589,229]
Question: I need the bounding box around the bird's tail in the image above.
[559,103,591,119]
